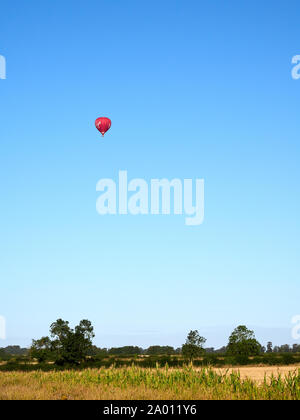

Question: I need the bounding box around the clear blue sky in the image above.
[0,0,300,349]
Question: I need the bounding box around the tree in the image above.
[292,344,300,353]
[227,325,261,356]
[30,319,95,365]
[30,337,53,362]
[108,346,143,356]
[74,319,95,359]
[88,346,108,357]
[182,330,206,361]
[278,344,291,353]
[146,346,176,355]
[266,342,273,353]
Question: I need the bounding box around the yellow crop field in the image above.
[0,366,299,400]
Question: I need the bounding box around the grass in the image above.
[0,365,299,400]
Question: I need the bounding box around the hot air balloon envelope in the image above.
[95,117,111,136]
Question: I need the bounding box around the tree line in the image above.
[20,319,300,365]
[1,320,300,365]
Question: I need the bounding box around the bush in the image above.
[280,354,295,365]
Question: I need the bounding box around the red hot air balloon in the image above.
[95,117,111,136]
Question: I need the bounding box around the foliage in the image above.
[108,346,143,356]
[0,346,28,360]
[227,325,261,356]
[30,337,53,362]
[30,319,95,365]
[146,346,176,355]
[182,330,206,361]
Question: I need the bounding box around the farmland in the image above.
[0,365,299,400]
[1,323,299,400]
